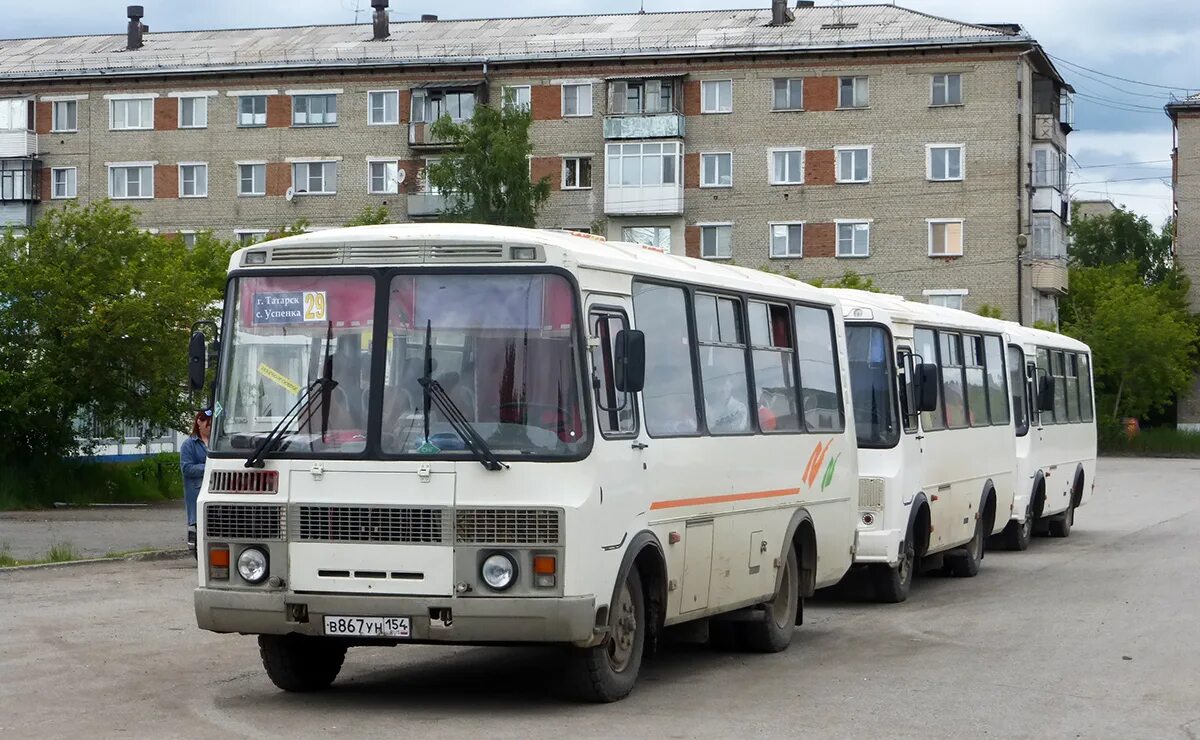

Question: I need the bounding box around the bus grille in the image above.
[208,470,279,494]
[455,508,562,546]
[294,505,444,544]
[858,478,885,510]
[205,504,286,540]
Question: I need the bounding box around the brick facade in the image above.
[1169,107,1200,428]
[804,149,835,186]
[153,98,177,130]
[804,76,838,112]
[154,164,177,199]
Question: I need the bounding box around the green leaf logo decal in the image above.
[820,453,841,491]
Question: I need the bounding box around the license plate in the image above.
[323,616,410,638]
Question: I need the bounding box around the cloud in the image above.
[1068,130,1175,225]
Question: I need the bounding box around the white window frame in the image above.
[699,222,733,260]
[235,229,269,246]
[236,161,267,197]
[367,158,402,194]
[106,162,155,200]
[701,79,733,114]
[502,85,532,112]
[835,219,871,258]
[367,90,400,126]
[50,166,77,199]
[291,160,338,195]
[177,96,208,129]
[700,152,733,188]
[561,83,593,117]
[838,76,869,109]
[604,141,682,188]
[621,226,673,252]
[769,221,805,259]
[772,78,804,111]
[180,230,198,249]
[237,95,268,127]
[562,156,593,190]
[51,99,78,133]
[923,289,968,310]
[931,73,963,107]
[292,94,338,127]
[927,143,965,182]
[108,96,155,131]
[178,162,208,198]
[768,147,805,186]
[834,145,872,183]
[928,218,965,257]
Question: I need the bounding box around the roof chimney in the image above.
[371,0,390,40]
[770,0,793,26]
[421,14,438,22]
[126,5,147,50]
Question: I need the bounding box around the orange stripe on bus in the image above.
[802,445,822,485]
[649,487,802,511]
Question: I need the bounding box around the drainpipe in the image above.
[1016,49,1035,325]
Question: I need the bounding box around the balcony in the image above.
[604,113,686,140]
[408,122,460,149]
[1031,258,1069,295]
[1031,186,1068,219]
[0,157,41,203]
[0,130,37,158]
[406,191,450,218]
[605,182,683,216]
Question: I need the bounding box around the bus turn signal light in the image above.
[533,555,556,588]
[209,545,230,580]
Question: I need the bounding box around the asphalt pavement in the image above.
[0,501,185,559]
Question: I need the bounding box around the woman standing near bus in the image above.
[180,409,211,553]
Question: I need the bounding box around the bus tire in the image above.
[565,568,645,702]
[258,634,346,693]
[946,517,984,578]
[1002,505,1033,551]
[1048,502,1074,538]
[870,535,914,603]
[739,545,799,652]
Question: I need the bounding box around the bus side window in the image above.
[984,335,1010,426]
[963,334,989,427]
[1052,350,1069,422]
[1079,354,1095,422]
[1036,348,1054,424]
[749,300,799,432]
[940,332,969,429]
[632,282,700,436]
[794,305,845,433]
[897,348,919,433]
[913,328,945,431]
[1066,353,1081,423]
[1008,345,1028,436]
[696,293,752,435]
[589,310,637,437]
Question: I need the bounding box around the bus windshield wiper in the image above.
[418,320,507,472]
[244,378,335,468]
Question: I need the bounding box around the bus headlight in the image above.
[481,553,517,591]
[237,547,269,584]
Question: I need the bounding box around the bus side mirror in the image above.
[916,363,940,412]
[188,331,207,392]
[614,329,645,393]
[1038,375,1055,411]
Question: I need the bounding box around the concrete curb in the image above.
[0,548,190,572]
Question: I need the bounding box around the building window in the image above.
[772,78,803,111]
[701,80,733,113]
[835,146,870,183]
[292,161,337,194]
[609,79,675,115]
[605,141,681,187]
[562,83,593,117]
[51,167,77,199]
[179,163,208,198]
[180,231,198,249]
[108,164,153,199]
[928,144,964,181]
[368,159,401,194]
[51,100,78,132]
[622,226,672,252]
[770,223,803,258]
[700,224,732,259]
[563,156,592,189]
[502,85,531,112]
[1031,213,1066,259]
[412,89,476,123]
[838,76,869,108]
[769,148,804,185]
[238,163,266,196]
[1033,146,1067,190]
[236,230,268,246]
[925,290,966,310]
[293,94,337,126]
[932,73,963,106]
[701,152,733,188]
[368,90,400,125]
[110,98,154,130]
[836,221,870,257]
[928,219,964,257]
[178,96,208,128]
[238,95,267,127]
[0,98,33,132]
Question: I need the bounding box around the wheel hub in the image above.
[607,583,636,672]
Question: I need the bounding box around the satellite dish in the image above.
[285,187,295,202]
[394,168,407,185]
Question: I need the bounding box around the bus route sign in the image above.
[253,291,327,325]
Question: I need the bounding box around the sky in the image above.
[3,0,1196,224]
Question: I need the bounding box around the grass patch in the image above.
[0,544,17,568]
[46,542,80,562]
[0,453,182,510]
[1100,426,1200,457]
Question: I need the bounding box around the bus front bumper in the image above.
[195,588,600,645]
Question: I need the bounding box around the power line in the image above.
[1049,54,1196,93]
[1072,92,1167,115]
[1069,159,1172,170]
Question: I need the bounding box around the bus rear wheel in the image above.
[946,517,984,578]
[565,568,645,702]
[1048,502,1075,538]
[739,546,799,652]
[870,536,914,603]
[258,634,346,693]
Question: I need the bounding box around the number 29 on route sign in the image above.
[303,291,327,322]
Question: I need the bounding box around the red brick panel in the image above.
[684,152,700,189]
[805,149,836,186]
[399,159,421,193]
[35,102,51,134]
[154,98,177,130]
[267,95,291,128]
[806,222,836,258]
[804,77,838,112]
[39,166,51,201]
[154,164,177,199]
[267,162,291,196]
[685,225,701,258]
[530,156,561,190]
[682,80,701,116]
[531,85,561,121]
[398,89,412,124]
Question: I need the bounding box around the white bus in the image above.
[830,290,1015,602]
[994,324,1097,549]
[191,224,858,701]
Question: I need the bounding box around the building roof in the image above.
[0,5,1031,81]
[1166,91,1200,117]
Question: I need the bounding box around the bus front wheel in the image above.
[739,545,800,652]
[871,535,914,603]
[258,634,346,693]
[1048,502,1074,538]
[946,517,984,578]
[565,568,646,702]
[1002,504,1034,551]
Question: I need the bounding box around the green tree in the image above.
[344,205,391,227]
[975,304,1004,319]
[261,219,310,242]
[1069,206,1174,284]
[0,202,232,462]
[1060,263,1198,421]
[807,271,882,292]
[427,104,551,227]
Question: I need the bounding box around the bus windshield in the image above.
[846,324,900,448]
[211,271,589,460]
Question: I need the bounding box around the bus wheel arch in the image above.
[979,481,998,539]
[1072,465,1086,508]
[909,494,931,559]
[608,531,667,655]
[782,509,818,604]
[1031,471,1047,520]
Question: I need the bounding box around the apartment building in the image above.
[1167,92,1200,430]
[0,1,1074,321]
